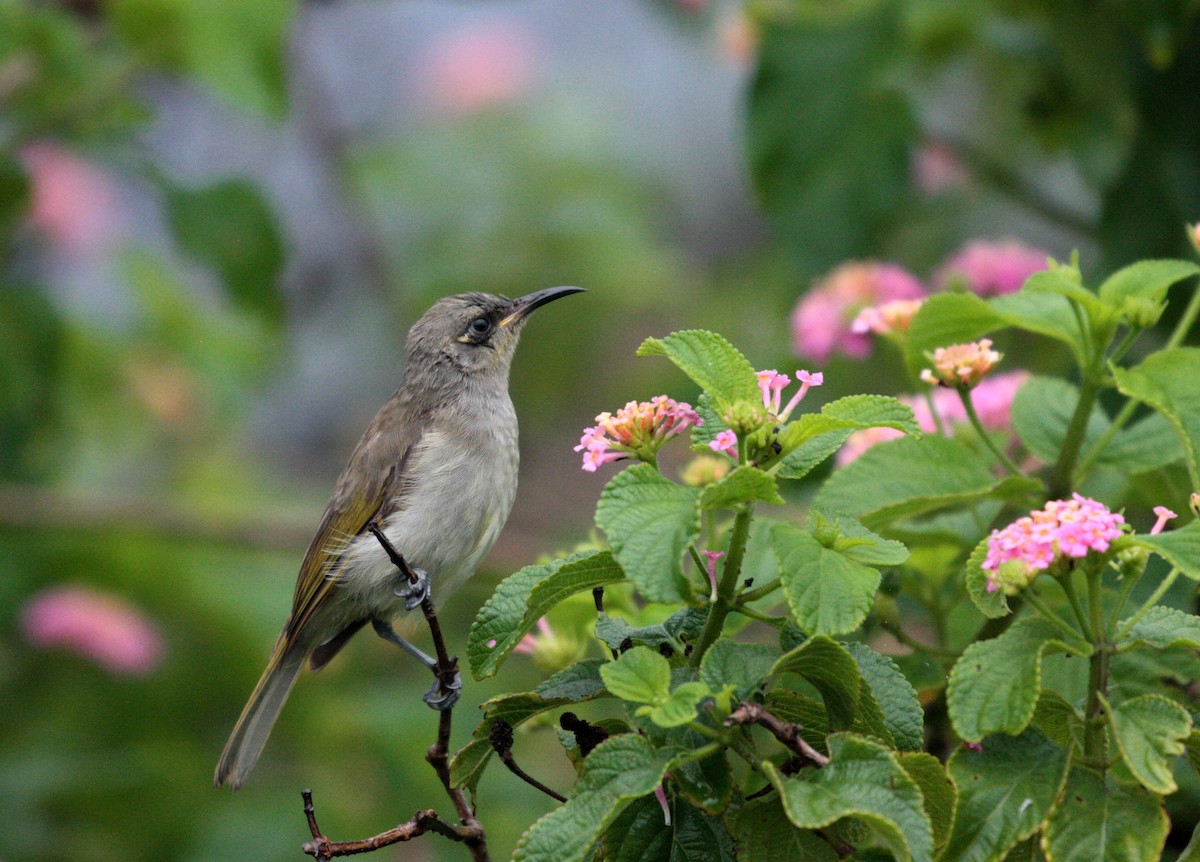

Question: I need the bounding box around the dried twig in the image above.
[725,701,830,768]
[489,719,568,803]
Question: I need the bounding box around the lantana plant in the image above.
[452,253,1200,862]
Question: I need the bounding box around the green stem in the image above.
[1106,326,1143,367]
[691,505,755,666]
[1059,571,1093,641]
[958,388,1022,475]
[1165,280,1200,351]
[1106,565,1143,636]
[672,741,724,768]
[738,578,781,604]
[1116,568,1180,641]
[1048,371,1103,499]
[1083,569,1110,764]
[685,721,723,740]
[1023,588,1090,652]
[923,390,947,436]
[734,605,786,626]
[688,545,713,596]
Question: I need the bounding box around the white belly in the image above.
[334,420,519,617]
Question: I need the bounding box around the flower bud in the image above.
[721,399,769,436]
[681,454,731,487]
[1115,546,1149,581]
[988,559,1036,595]
[1122,296,1166,329]
[1190,492,1200,519]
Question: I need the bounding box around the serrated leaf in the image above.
[595,608,706,653]
[1012,376,1109,466]
[1105,693,1192,794]
[1041,767,1167,862]
[764,734,934,862]
[1097,412,1186,472]
[468,551,625,680]
[965,533,1009,619]
[815,436,1043,529]
[772,523,880,635]
[947,617,1090,743]
[897,752,956,852]
[776,429,857,480]
[513,734,675,862]
[1118,605,1200,651]
[639,723,733,817]
[601,647,672,705]
[733,797,838,862]
[636,330,759,405]
[940,729,1069,862]
[536,659,611,701]
[639,683,707,729]
[1031,691,1083,750]
[1097,259,1200,307]
[669,797,737,862]
[700,465,783,509]
[596,464,700,603]
[1122,520,1200,580]
[603,794,672,862]
[699,640,779,701]
[1023,268,1115,328]
[776,395,921,464]
[990,291,1088,367]
[809,509,910,566]
[771,636,861,730]
[847,643,924,751]
[1113,348,1200,487]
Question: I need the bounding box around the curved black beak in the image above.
[499,286,586,328]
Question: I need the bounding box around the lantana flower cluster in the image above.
[920,339,1002,388]
[981,494,1127,595]
[708,368,824,459]
[576,396,701,472]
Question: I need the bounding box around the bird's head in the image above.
[405,286,585,380]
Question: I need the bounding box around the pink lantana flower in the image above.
[21,585,164,676]
[791,262,925,362]
[920,339,1002,388]
[755,369,823,422]
[701,550,725,598]
[850,298,925,337]
[981,495,1127,594]
[1150,506,1177,535]
[935,239,1050,297]
[576,396,701,472]
[708,429,738,458]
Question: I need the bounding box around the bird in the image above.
[215,286,584,789]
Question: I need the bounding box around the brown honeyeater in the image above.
[215,286,584,789]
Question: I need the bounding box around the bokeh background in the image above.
[4,1,1200,860]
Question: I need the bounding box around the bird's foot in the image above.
[424,670,463,711]
[394,567,431,611]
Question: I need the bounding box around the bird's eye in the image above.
[468,316,492,337]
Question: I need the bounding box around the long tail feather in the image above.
[214,639,307,789]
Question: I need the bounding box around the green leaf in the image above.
[990,291,1089,367]
[699,640,779,701]
[1097,412,1186,472]
[636,330,758,405]
[1012,376,1108,466]
[808,509,910,566]
[1178,820,1200,862]
[1042,768,1167,862]
[596,464,700,603]
[897,752,956,852]
[940,729,1070,862]
[670,798,737,862]
[847,643,924,751]
[814,436,1042,529]
[905,292,1005,379]
[468,551,624,680]
[639,682,708,728]
[776,429,857,480]
[1123,520,1200,580]
[513,734,675,862]
[1105,693,1192,794]
[771,636,861,730]
[1097,259,1200,307]
[603,795,673,862]
[594,608,706,653]
[1023,267,1115,329]
[1031,691,1084,751]
[536,658,611,701]
[773,523,881,635]
[1118,605,1200,651]
[164,179,284,326]
[700,465,783,509]
[601,647,672,705]
[777,395,921,464]
[1113,348,1200,487]
[947,617,1090,743]
[764,734,934,862]
[733,797,838,862]
[964,533,1009,619]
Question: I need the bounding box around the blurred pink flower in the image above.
[21,585,164,676]
[912,141,970,196]
[422,23,537,116]
[850,298,925,337]
[934,239,1050,297]
[791,262,925,362]
[20,141,122,253]
[837,371,1029,465]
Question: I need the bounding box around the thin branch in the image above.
[301,790,452,860]
[489,720,568,803]
[725,701,829,768]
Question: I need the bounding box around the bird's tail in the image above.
[214,636,307,789]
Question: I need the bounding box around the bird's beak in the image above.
[498,286,586,328]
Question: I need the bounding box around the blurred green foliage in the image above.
[1,0,1199,860]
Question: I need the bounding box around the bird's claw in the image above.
[424,671,463,711]
[395,568,431,611]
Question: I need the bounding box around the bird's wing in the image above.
[283,399,423,642]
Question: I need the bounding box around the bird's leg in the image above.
[371,618,462,710]
[366,521,431,609]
